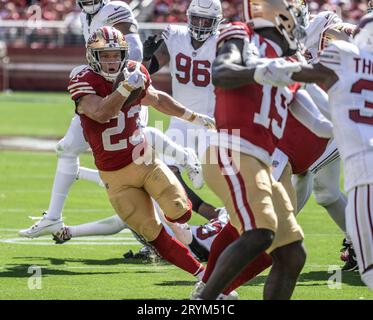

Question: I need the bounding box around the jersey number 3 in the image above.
[349,79,373,125]
[175,53,211,87]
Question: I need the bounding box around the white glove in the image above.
[121,63,147,91]
[254,58,301,87]
[192,113,216,130]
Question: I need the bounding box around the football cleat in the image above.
[190,281,239,300]
[18,212,63,238]
[52,226,72,244]
[184,148,204,190]
[340,239,358,272]
[168,222,193,246]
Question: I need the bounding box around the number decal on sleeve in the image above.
[349,79,373,125]
[175,53,211,87]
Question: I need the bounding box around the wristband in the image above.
[116,84,131,98]
[181,109,197,122]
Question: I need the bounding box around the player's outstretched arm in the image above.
[142,85,215,129]
[114,22,143,62]
[290,89,334,139]
[212,39,256,89]
[291,63,338,90]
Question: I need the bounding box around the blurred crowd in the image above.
[0,0,369,48]
[0,0,369,23]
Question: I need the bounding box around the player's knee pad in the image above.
[56,156,79,176]
[165,201,192,224]
[55,137,86,158]
[313,177,341,206]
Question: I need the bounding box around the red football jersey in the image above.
[214,22,300,161]
[68,61,151,171]
[278,112,329,175]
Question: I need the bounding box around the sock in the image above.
[45,156,79,221]
[69,215,127,237]
[77,167,104,187]
[202,222,239,283]
[323,193,347,233]
[144,126,188,167]
[150,227,204,277]
[223,252,272,295]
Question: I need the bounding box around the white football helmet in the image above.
[187,0,223,42]
[77,0,108,15]
[353,13,373,53]
[243,0,307,50]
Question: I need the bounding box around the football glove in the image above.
[121,63,147,91]
[143,35,164,62]
[254,58,301,87]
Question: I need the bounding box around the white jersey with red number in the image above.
[190,210,228,252]
[213,22,299,166]
[162,24,218,118]
[81,1,138,43]
[319,40,373,192]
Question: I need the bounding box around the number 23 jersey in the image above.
[162,24,218,118]
[68,62,151,172]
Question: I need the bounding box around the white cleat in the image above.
[184,148,204,189]
[19,214,63,238]
[190,281,205,300]
[168,222,193,246]
[190,281,239,300]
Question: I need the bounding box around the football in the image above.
[113,70,143,107]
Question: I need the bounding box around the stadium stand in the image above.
[0,0,369,91]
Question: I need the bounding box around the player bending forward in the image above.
[67,26,217,285]
[19,0,203,239]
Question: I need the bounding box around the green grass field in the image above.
[0,92,373,300]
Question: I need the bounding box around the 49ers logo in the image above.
[175,53,211,87]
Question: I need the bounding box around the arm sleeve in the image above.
[125,33,143,62]
[290,89,333,139]
[304,83,331,120]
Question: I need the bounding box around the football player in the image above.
[263,12,373,291]
[195,0,307,300]
[19,0,203,238]
[300,15,358,271]
[66,26,216,282]
[141,0,224,221]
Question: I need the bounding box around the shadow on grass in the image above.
[12,256,169,266]
[0,264,121,278]
[242,270,365,288]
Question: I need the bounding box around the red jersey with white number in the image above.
[214,22,299,165]
[68,62,151,171]
[278,112,329,174]
[162,24,218,117]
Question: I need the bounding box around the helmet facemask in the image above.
[77,0,105,15]
[86,27,129,82]
[187,13,222,42]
